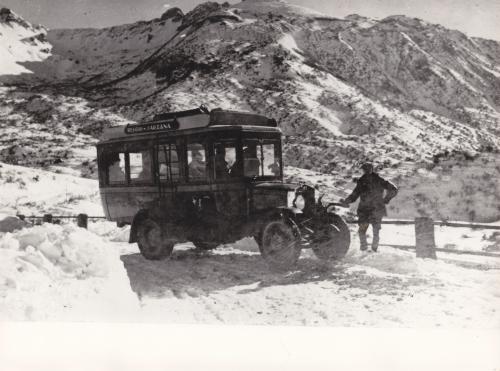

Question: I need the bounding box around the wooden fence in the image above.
[14,214,500,259]
[16,214,105,229]
[346,216,499,259]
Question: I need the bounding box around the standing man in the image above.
[341,162,398,252]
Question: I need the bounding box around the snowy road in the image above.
[1,217,499,326]
[117,239,500,328]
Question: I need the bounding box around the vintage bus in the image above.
[96,106,350,270]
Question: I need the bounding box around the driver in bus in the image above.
[243,144,260,176]
[268,158,280,176]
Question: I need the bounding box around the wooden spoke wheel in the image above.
[137,219,174,260]
[260,220,301,271]
[311,214,351,260]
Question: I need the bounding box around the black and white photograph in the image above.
[0,0,499,369]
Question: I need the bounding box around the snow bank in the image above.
[0,223,139,321]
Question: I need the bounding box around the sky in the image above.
[0,0,499,40]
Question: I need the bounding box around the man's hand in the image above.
[339,198,349,207]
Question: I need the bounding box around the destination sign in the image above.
[125,118,180,134]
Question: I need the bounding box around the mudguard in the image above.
[129,209,150,243]
[277,206,303,220]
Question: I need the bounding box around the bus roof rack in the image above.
[102,106,277,140]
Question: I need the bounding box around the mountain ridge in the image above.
[0,1,498,198]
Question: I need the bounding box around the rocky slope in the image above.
[1,1,499,220]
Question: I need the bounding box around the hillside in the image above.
[0,1,499,220]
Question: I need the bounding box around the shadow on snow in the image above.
[121,249,428,300]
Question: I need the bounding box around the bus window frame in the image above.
[97,130,282,188]
[156,138,183,185]
[100,140,156,187]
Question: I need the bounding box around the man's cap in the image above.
[360,162,374,171]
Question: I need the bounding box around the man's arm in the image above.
[382,178,398,204]
[343,182,361,204]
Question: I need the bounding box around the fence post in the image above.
[17,214,25,221]
[77,213,88,229]
[415,217,437,259]
[43,214,53,224]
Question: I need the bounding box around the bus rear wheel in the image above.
[137,219,174,260]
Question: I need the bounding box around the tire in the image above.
[137,218,174,260]
[311,214,351,260]
[260,220,301,271]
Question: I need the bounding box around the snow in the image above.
[234,0,323,17]
[0,1,499,331]
[118,242,500,327]
[0,223,139,321]
[0,163,102,216]
[447,67,479,93]
[338,32,354,51]
[278,33,304,61]
[0,161,498,326]
[0,17,51,76]
[0,212,499,326]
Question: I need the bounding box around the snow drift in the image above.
[0,223,139,321]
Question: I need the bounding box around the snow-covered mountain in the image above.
[1,0,499,219]
[0,8,51,75]
[1,2,500,327]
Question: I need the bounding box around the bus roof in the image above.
[99,107,279,142]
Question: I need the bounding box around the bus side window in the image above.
[158,144,180,182]
[187,143,207,181]
[130,151,153,183]
[108,153,126,185]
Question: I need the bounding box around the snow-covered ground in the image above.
[112,233,500,327]
[0,162,102,217]
[0,162,498,327]
[3,216,499,327]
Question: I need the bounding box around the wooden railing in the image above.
[14,214,500,259]
[16,214,106,229]
[346,217,499,259]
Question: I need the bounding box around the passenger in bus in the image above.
[108,154,125,183]
[189,149,206,178]
[136,152,152,181]
[215,145,229,178]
